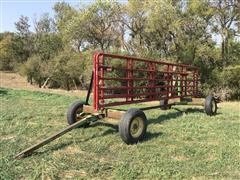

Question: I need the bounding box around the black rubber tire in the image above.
[204,95,217,116]
[67,100,87,125]
[119,108,147,144]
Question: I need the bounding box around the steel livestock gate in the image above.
[93,52,200,110]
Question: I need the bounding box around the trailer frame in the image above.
[16,52,217,158]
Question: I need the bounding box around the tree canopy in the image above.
[0,0,239,99]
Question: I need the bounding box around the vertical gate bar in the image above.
[126,59,129,102]
[170,65,173,97]
[130,60,134,101]
[93,53,99,110]
[196,69,199,97]
[149,62,153,98]
[100,55,105,110]
[153,63,157,98]
[184,67,187,96]
[126,58,133,102]
[197,70,199,96]
[95,53,99,110]
[180,66,183,97]
[195,70,197,96]
[93,53,96,109]
[167,65,170,98]
[193,70,196,96]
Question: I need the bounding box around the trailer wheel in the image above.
[119,108,147,144]
[204,95,217,116]
[67,100,89,126]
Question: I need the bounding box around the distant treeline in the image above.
[0,0,239,99]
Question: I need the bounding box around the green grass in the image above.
[0,87,239,179]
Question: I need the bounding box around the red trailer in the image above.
[67,52,217,144]
[16,52,218,158]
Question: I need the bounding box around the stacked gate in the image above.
[93,53,200,111]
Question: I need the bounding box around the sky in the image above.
[0,0,99,33]
[0,0,224,44]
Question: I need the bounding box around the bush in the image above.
[219,65,240,100]
[19,55,48,87]
[0,34,18,71]
[202,65,240,100]
[48,49,92,90]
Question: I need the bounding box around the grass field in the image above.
[0,87,239,179]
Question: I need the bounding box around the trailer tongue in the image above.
[15,113,103,159]
[15,52,217,159]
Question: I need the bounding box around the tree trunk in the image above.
[41,77,50,89]
[72,79,77,90]
[221,38,227,68]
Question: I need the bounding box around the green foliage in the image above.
[33,13,63,61]
[0,0,239,98]
[63,0,122,51]
[48,50,82,90]
[219,65,240,99]
[0,33,23,70]
[19,55,48,87]
[0,33,16,70]
[34,33,63,61]
[14,15,33,61]
[53,2,77,32]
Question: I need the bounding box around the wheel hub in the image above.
[130,117,144,138]
[75,107,84,121]
[211,100,216,112]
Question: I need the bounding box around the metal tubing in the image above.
[93,52,200,111]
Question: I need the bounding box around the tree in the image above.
[144,0,180,58]
[34,13,63,60]
[211,0,240,67]
[53,2,77,32]
[15,15,31,38]
[1,0,239,97]
[122,0,148,54]
[14,15,33,62]
[176,0,214,63]
[0,33,18,70]
[64,0,122,51]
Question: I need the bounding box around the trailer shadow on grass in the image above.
[148,107,205,125]
[0,88,8,95]
[26,121,165,158]
[23,107,211,158]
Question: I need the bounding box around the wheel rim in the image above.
[130,117,144,138]
[75,107,84,121]
[211,100,216,113]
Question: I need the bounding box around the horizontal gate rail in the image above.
[93,52,200,111]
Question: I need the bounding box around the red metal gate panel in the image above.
[93,52,199,111]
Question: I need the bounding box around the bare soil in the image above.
[0,71,188,105]
[0,71,87,97]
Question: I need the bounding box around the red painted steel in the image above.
[93,52,200,111]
